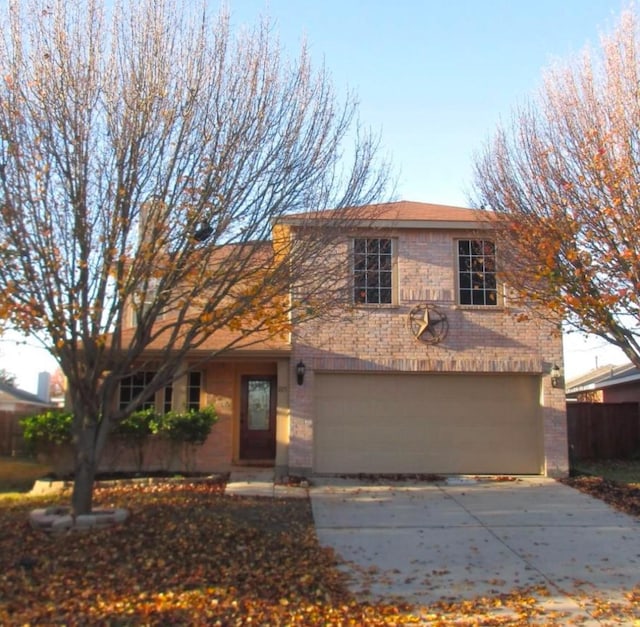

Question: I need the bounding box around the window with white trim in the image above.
[187,371,202,411]
[457,239,498,306]
[163,386,173,414]
[118,371,156,411]
[353,238,393,304]
[118,370,202,412]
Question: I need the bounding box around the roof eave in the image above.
[567,371,640,394]
[282,218,492,230]
[115,347,292,362]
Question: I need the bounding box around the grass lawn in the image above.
[0,456,51,494]
[563,459,640,520]
[572,459,640,485]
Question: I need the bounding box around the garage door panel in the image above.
[313,373,542,474]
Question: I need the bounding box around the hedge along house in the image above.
[113,201,568,477]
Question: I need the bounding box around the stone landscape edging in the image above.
[28,474,227,532]
[29,505,130,532]
[30,473,226,496]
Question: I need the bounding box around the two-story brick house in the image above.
[114,200,569,477]
[284,201,568,477]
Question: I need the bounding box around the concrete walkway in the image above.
[224,467,307,498]
[310,476,640,623]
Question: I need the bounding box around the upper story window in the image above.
[353,238,393,305]
[457,240,498,306]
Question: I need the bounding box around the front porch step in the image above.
[226,468,274,497]
[225,467,307,498]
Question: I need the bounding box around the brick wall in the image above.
[289,227,568,475]
[99,362,236,474]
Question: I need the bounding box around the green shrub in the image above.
[19,406,218,473]
[113,408,156,441]
[110,408,158,471]
[155,406,218,444]
[20,410,73,452]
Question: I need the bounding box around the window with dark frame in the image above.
[353,238,393,304]
[118,370,202,412]
[163,386,173,414]
[118,371,156,411]
[457,239,498,306]
[187,371,202,411]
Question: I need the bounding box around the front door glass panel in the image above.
[240,375,276,460]
[247,380,270,430]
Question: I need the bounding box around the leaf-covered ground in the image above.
[0,477,638,625]
[562,473,640,519]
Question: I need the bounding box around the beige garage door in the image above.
[314,373,543,474]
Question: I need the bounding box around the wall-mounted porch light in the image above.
[296,361,306,386]
[550,364,562,388]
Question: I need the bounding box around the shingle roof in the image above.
[117,200,491,358]
[279,200,492,226]
[566,362,640,394]
[0,381,52,406]
[117,324,290,355]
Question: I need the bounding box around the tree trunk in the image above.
[71,451,97,516]
[70,415,101,516]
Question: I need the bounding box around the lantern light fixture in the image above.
[296,361,306,386]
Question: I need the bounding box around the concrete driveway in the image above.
[310,477,640,622]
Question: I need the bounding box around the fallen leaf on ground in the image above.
[0,477,638,625]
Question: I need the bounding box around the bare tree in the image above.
[0,0,390,514]
[0,368,15,386]
[472,8,640,369]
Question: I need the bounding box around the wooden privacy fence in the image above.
[0,410,27,456]
[567,402,640,461]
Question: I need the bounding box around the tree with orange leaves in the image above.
[473,8,640,369]
[0,0,389,514]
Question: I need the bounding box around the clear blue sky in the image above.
[0,0,631,391]
[225,0,627,378]
[227,0,628,206]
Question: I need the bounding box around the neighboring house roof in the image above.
[279,200,493,230]
[0,381,53,407]
[565,362,640,396]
